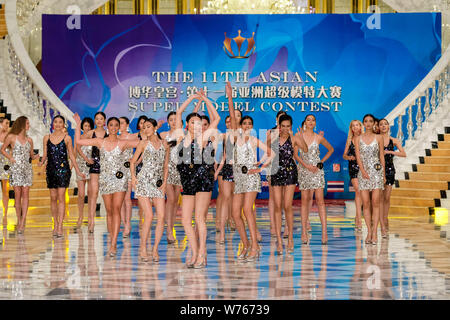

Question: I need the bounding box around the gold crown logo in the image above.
[223,30,256,59]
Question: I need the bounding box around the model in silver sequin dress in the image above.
[0,142,10,180]
[121,147,134,182]
[233,139,261,194]
[9,138,33,187]
[165,133,181,186]
[297,135,325,190]
[357,137,384,191]
[135,141,166,199]
[76,145,92,181]
[99,143,128,195]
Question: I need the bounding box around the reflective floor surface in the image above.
[0,203,449,300]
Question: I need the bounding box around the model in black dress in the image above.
[378,119,406,238]
[86,112,107,233]
[343,120,363,231]
[40,115,84,238]
[270,114,307,254]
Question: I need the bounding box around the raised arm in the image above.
[226,82,238,131]
[74,113,101,148]
[199,89,220,129]
[175,94,199,131]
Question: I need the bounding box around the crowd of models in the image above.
[0,82,406,268]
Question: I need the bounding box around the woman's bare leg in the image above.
[232,193,249,257]
[351,178,362,229]
[314,188,327,244]
[1,180,9,225]
[361,190,372,243]
[152,198,166,260]
[300,190,310,243]
[138,197,153,259]
[76,179,87,228]
[272,186,284,252]
[56,188,66,235]
[219,181,234,243]
[283,185,296,250]
[194,191,211,265]
[88,174,99,232]
[181,195,197,265]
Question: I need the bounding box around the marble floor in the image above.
[0,202,449,300]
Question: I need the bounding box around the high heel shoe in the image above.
[194,254,207,269]
[108,248,117,257]
[245,249,260,262]
[365,236,372,244]
[237,247,249,260]
[229,219,236,231]
[301,233,309,245]
[287,243,294,254]
[152,252,160,263]
[276,242,283,255]
[139,252,149,262]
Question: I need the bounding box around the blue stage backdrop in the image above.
[42,13,441,199]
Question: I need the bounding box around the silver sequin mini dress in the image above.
[233,139,261,194]
[76,145,92,181]
[165,134,181,186]
[121,147,133,183]
[357,137,384,191]
[9,138,33,187]
[0,142,10,180]
[297,135,325,190]
[135,141,166,199]
[99,143,128,195]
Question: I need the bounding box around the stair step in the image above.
[390,196,439,207]
[436,141,450,149]
[414,164,450,173]
[420,156,450,165]
[390,188,444,198]
[429,149,450,157]
[407,172,450,181]
[389,205,431,216]
[437,133,450,142]
[397,180,449,190]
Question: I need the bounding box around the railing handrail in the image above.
[385,34,450,123]
[5,0,74,124]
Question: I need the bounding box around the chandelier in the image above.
[200,0,308,14]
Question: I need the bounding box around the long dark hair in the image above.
[81,117,94,132]
[145,118,162,140]
[136,115,148,131]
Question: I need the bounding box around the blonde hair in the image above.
[346,120,363,146]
